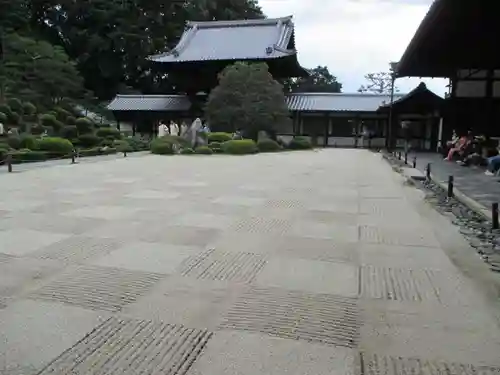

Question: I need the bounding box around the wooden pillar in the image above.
[116,119,121,131]
[324,113,328,147]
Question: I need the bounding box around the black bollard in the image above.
[412,156,417,168]
[447,175,454,198]
[398,151,401,160]
[492,203,499,230]
[426,163,431,180]
[6,153,12,173]
[71,150,76,164]
[123,150,127,157]
[404,152,408,164]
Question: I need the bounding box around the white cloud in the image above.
[259,0,448,95]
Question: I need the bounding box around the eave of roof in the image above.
[107,95,191,112]
[287,92,406,113]
[396,0,449,77]
[148,16,299,63]
[378,83,443,109]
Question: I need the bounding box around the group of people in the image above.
[444,130,500,175]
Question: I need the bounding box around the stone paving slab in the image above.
[0,149,499,374]
[256,257,359,297]
[187,330,355,375]
[0,300,107,373]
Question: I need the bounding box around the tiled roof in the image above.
[148,16,298,63]
[107,95,191,111]
[107,92,408,113]
[287,93,406,112]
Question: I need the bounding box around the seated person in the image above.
[485,145,500,175]
[445,132,471,161]
[457,140,480,166]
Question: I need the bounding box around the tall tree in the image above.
[282,66,342,93]
[29,0,265,100]
[205,62,290,139]
[1,33,86,106]
[358,63,399,94]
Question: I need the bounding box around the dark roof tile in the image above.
[148,16,298,62]
[107,95,191,112]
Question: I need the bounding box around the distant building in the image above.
[108,16,442,149]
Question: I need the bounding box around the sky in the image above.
[259,0,449,96]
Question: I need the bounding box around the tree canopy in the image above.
[1,33,86,107]
[1,0,265,105]
[205,62,290,139]
[358,64,400,94]
[283,66,342,93]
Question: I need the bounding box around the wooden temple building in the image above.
[108,16,443,149]
[396,0,500,145]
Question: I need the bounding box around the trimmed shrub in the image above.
[75,117,94,134]
[31,124,45,135]
[257,138,281,152]
[6,136,21,149]
[10,150,47,163]
[19,134,37,150]
[53,107,72,122]
[151,140,175,155]
[0,147,9,161]
[194,145,213,155]
[287,136,312,150]
[22,102,37,116]
[96,127,121,139]
[36,137,74,155]
[114,140,133,153]
[208,132,232,143]
[8,112,21,125]
[39,114,63,132]
[78,134,101,148]
[66,116,76,125]
[124,137,150,151]
[221,139,258,155]
[0,104,12,117]
[180,147,195,155]
[60,125,78,139]
[6,98,23,114]
[0,112,7,123]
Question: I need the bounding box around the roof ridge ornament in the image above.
[265,46,274,55]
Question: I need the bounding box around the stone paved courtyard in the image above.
[1,149,500,374]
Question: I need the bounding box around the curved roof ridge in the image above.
[187,16,293,28]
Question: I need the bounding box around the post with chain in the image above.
[71,149,76,164]
[6,153,12,173]
[447,175,454,198]
[404,152,408,164]
[412,156,417,168]
[426,163,431,181]
[492,203,499,230]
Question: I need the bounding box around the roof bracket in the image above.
[265,46,274,55]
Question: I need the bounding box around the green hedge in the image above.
[20,134,37,150]
[257,138,281,152]
[36,137,74,154]
[194,145,213,155]
[180,148,195,155]
[78,134,101,148]
[151,139,176,155]
[287,136,312,150]
[208,132,232,143]
[96,127,121,139]
[79,147,117,157]
[221,139,258,155]
[10,150,48,163]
